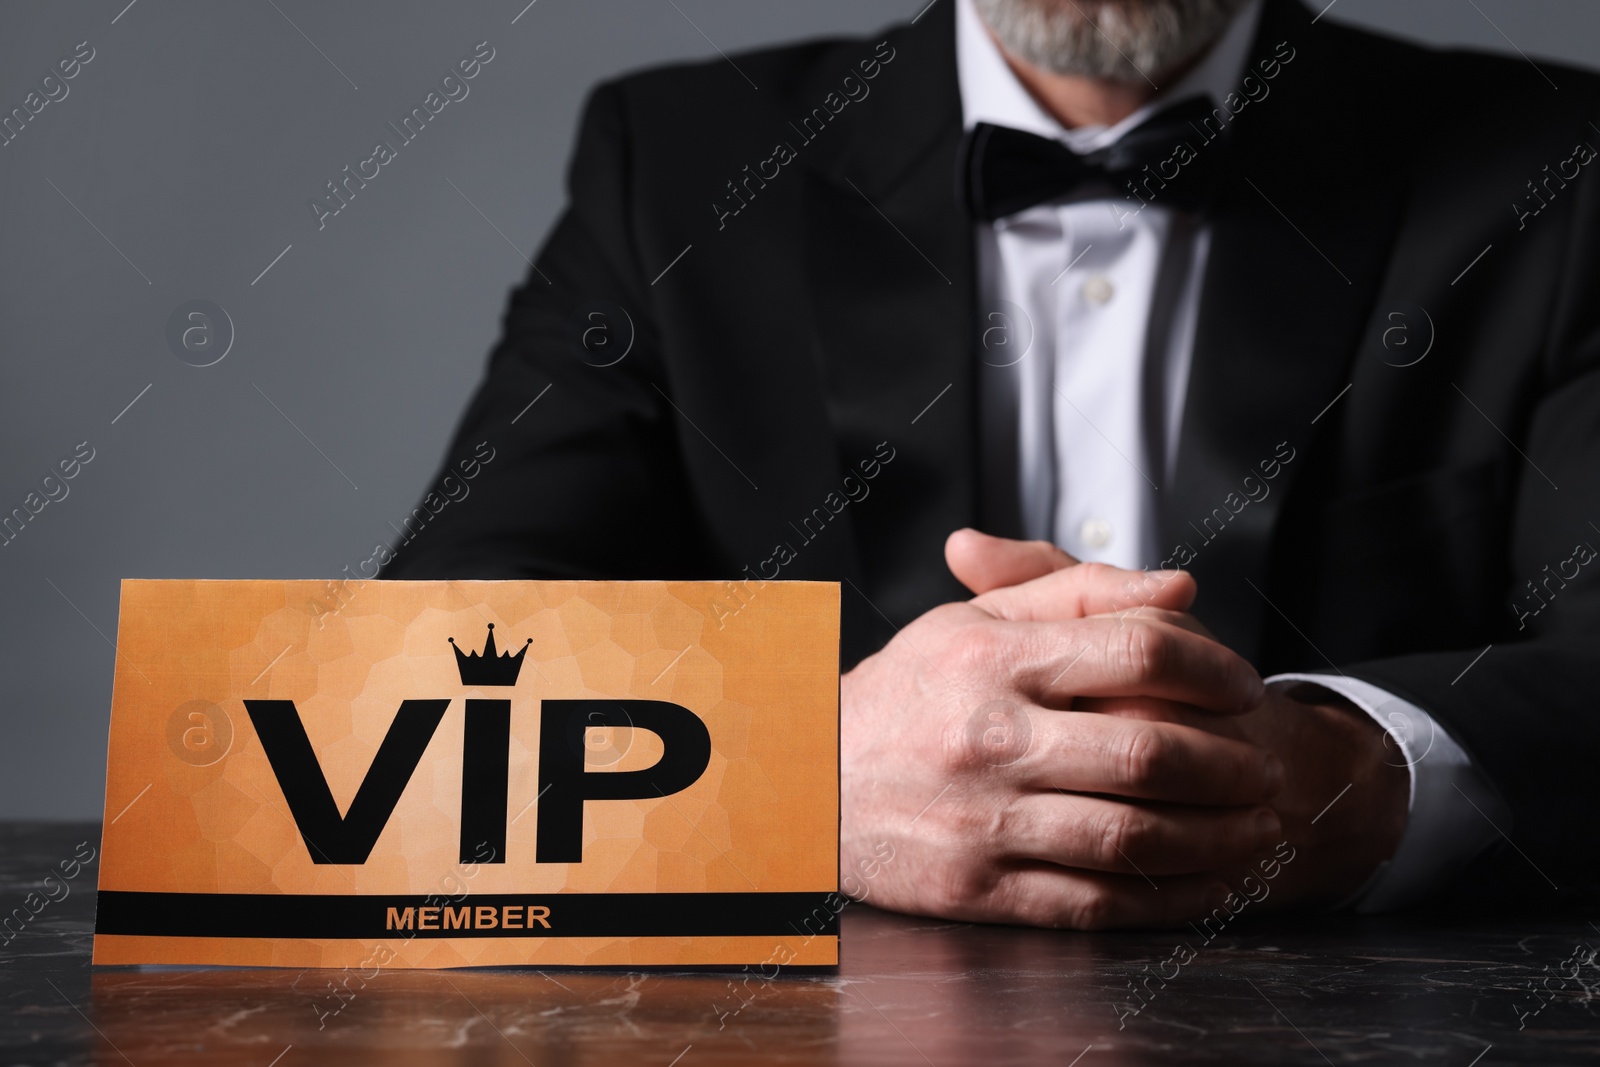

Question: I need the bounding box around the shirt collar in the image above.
[956,0,1264,152]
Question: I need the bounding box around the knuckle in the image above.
[1070,886,1118,931]
[1098,806,1153,866]
[1076,561,1118,589]
[938,717,985,776]
[985,795,1019,841]
[941,709,1017,778]
[927,858,995,916]
[1107,621,1166,683]
[913,799,1013,915]
[939,621,1005,678]
[1116,725,1168,790]
[997,877,1057,928]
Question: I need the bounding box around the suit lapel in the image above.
[798,0,978,639]
[1163,0,1408,662]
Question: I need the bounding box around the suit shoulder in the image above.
[1286,14,1600,171]
[1316,14,1600,119]
[1429,43,1600,106]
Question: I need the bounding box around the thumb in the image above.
[945,528,1078,594]
[973,563,1198,622]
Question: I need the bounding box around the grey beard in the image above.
[972,0,1250,84]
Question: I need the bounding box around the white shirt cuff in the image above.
[1265,672,1510,913]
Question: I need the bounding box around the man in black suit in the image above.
[384,0,1600,927]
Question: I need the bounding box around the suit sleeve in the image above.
[381,81,715,581]
[1340,145,1600,896]
[1267,673,1508,911]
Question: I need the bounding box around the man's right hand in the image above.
[840,530,1284,929]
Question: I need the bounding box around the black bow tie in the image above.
[958,96,1226,222]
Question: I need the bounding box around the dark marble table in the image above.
[4,822,1599,1065]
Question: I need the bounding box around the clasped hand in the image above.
[840,529,1408,928]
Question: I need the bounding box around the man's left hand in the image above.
[1084,682,1409,909]
[953,529,1410,911]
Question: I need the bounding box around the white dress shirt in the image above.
[956,0,1508,911]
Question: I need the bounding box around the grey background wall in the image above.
[3,0,1597,820]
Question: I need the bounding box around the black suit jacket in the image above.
[385,0,1600,899]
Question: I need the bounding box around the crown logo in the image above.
[449,623,533,686]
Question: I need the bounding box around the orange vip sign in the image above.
[93,580,840,968]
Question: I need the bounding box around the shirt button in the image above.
[1080,518,1113,548]
[1082,275,1115,305]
